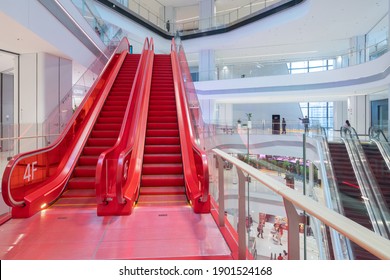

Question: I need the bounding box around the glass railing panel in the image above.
[189,38,388,82]
[109,0,290,36]
[42,37,121,144]
[212,149,390,259]
[72,0,124,45]
[210,148,324,259]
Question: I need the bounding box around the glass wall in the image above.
[288,59,335,74]
[299,102,334,130]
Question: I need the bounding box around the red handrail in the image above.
[119,38,154,212]
[1,38,131,218]
[170,38,210,213]
[95,38,154,215]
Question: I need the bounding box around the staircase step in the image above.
[144,145,181,154]
[148,110,177,117]
[148,116,177,123]
[91,130,119,138]
[93,123,121,131]
[145,137,180,145]
[83,146,110,155]
[74,166,96,177]
[141,174,184,186]
[61,188,96,198]
[146,129,179,137]
[139,186,186,195]
[99,111,125,118]
[87,138,117,146]
[137,194,189,206]
[142,163,183,175]
[147,123,178,129]
[67,177,95,189]
[143,154,182,163]
[78,155,99,166]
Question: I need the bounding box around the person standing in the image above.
[282,118,286,134]
[299,116,309,132]
[166,20,170,32]
[257,222,264,238]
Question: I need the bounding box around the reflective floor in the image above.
[0,204,232,260]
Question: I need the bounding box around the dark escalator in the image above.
[361,143,390,210]
[328,142,378,259]
[52,54,140,208]
[138,54,188,207]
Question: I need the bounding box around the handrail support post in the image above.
[283,198,303,260]
[236,167,247,260]
[216,155,225,227]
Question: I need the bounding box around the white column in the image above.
[199,0,215,30]
[19,53,38,152]
[333,100,348,130]
[215,103,234,126]
[347,95,370,135]
[18,52,72,151]
[388,0,390,50]
[199,98,215,124]
[199,49,215,81]
[349,35,366,65]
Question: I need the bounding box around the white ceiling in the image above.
[0,9,69,73]
[183,0,389,63]
[0,0,388,83]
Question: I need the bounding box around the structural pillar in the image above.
[347,95,370,135]
[333,100,348,130]
[199,0,215,30]
[199,49,215,81]
[17,52,72,152]
[349,35,366,65]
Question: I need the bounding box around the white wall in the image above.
[0,0,99,68]
[18,52,72,152]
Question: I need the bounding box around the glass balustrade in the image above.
[110,0,284,35]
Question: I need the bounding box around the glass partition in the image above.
[205,120,329,259]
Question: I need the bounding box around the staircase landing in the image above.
[0,205,232,260]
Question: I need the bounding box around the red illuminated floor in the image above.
[0,204,232,260]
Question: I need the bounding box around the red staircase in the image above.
[138,54,188,207]
[328,142,378,259]
[53,54,140,208]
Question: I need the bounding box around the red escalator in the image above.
[53,54,140,208]
[138,54,188,207]
[1,37,145,218]
[328,142,378,259]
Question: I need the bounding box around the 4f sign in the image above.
[24,161,38,182]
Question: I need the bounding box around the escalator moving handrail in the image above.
[171,38,209,203]
[95,37,152,205]
[118,38,155,205]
